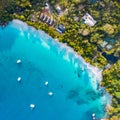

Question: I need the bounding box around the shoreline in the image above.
[12,19,103,83]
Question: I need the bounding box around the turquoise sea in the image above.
[0,20,110,120]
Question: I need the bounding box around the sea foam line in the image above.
[36,27,112,116]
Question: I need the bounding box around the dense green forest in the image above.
[0,0,120,119]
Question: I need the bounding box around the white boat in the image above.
[92,113,96,120]
[92,113,95,117]
[16,59,21,64]
[45,81,49,86]
[17,77,21,82]
[30,104,35,110]
[48,92,53,96]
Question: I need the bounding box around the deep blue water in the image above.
[0,20,110,120]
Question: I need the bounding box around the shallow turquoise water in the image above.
[0,20,110,120]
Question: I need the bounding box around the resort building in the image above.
[39,13,55,26]
[82,13,96,26]
[56,24,65,34]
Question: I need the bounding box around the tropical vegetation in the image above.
[0,0,120,119]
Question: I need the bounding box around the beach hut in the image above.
[42,15,47,22]
[46,17,51,23]
[40,13,44,20]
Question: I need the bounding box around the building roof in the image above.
[74,17,79,22]
[42,15,47,21]
[56,24,65,33]
[56,6,61,13]
[106,44,113,50]
[101,41,108,48]
[39,13,55,26]
[49,19,55,26]
[30,15,37,22]
[56,6,61,10]
[82,13,96,26]
[44,2,50,12]
[40,13,44,20]
[46,17,50,23]
[104,64,112,69]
